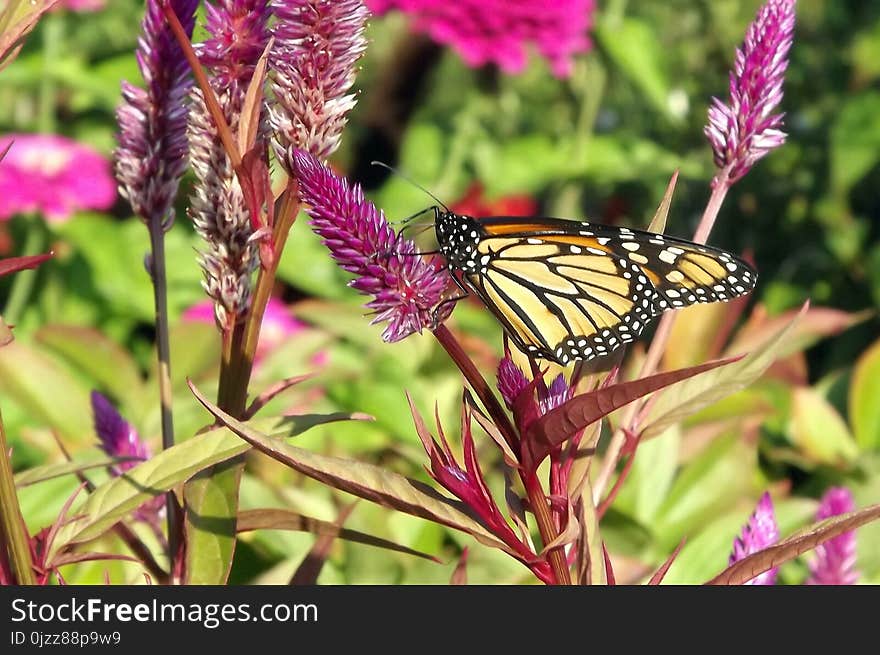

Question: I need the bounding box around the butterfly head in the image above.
[434,208,482,272]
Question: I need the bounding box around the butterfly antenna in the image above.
[371,160,450,213]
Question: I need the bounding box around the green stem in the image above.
[39,12,62,134]
[0,407,36,584]
[147,222,179,565]
[4,216,47,325]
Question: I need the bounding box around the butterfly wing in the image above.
[458,216,756,365]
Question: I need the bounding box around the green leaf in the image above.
[35,325,144,410]
[642,304,806,438]
[829,91,880,195]
[190,384,515,556]
[47,412,361,564]
[14,457,120,487]
[596,17,674,121]
[788,387,858,466]
[653,433,755,551]
[850,338,880,450]
[183,410,368,585]
[0,340,93,443]
[614,425,681,524]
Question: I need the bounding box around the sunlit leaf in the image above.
[191,383,515,555]
[642,304,806,438]
[14,457,123,488]
[789,387,858,466]
[850,338,880,450]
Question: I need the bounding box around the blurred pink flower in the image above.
[56,0,106,12]
[367,0,595,77]
[0,134,116,223]
[183,297,309,361]
[807,487,859,585]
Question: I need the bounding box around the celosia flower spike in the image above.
[115,0,198,228]
[90,391,150,474]
[729,491,780,585]
[188,0,272,328]
[270,0,370,171]
[292,149,453,342]
[705,0,796,184]
[807,487,859,585]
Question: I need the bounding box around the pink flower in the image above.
[807,487,859,585]
[0,134,116,223]
[183,297,306,361]
[56,0,106,12]
[729,492,780,585]
[368,0,595,78]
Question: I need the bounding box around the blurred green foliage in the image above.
[0,0,878,584]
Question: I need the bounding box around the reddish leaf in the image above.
[527,357,741,457]
[450,548,469,585]
[707,504,880,585]
[237,508,438,562]
[0,252,53,277]
[602,544,616,586]
[648,538,686,585]
[290,503,356,585]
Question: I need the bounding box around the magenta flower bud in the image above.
[807,487,859,585]
[729,491,780,585]
[114,0,198,228]
[367,0,595,78]
[497,355,530,409]
[292,149,453,342]
[270,0,370,171]
[704,0,795,185]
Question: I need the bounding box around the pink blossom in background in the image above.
[367,0,595,78]
[807,487,859,585]
[56,0,106,12]
[0,134,116,223]
[183,297,314,362]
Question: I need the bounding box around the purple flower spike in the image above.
[115,0,198,227]
[90,391,150,475]
[188,0,272,328]
[807,487,859,585]
[292,149,453,342]
[730,491,780,585]
[270,0,370,172]
[704,0,795,185]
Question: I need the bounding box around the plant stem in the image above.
[39,12,61,134]
[432,324,571,585]
[592,172,733,502]
[4,215,47,325]
[0,407,35,584]
[147,221,179,565]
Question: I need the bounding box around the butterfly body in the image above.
[434,209,757,365]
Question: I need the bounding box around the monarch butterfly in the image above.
[433,208,757,365]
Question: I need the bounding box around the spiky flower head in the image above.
[807,487,859,585]
[115,0,198,228]
[270,0,370,172]
[729,491,780,585]
[704,0,796,184]
[293,149,452,342]
[188,0,272,328]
